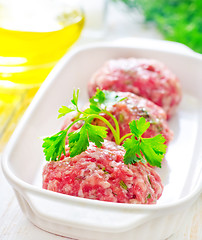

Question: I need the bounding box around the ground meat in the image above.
[62,91,173,145]
[88,58,182,119]
[43,140,163,204]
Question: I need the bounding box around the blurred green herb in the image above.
[112,0,137,8]
[112,0,202,53]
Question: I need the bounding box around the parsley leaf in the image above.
[68,122,107,158]
[71,89,79,108]
[68,125,89,158]
[58,89,80,119]
[140,135,167,168]
[58,105,75,118]
[129,117,150,138]
[42,130,67,161]
[123,136,146,165]
[86,123,107,147]
[90,88,126,111]
[123,118,167,167]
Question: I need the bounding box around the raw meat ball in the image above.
[88,58,182,119]
[43,140,163,204]
[62,91,173,145]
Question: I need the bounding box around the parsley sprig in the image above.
[122,118,166,168]
[42,89,167,167]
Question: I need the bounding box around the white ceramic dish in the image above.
[2,39,202,240]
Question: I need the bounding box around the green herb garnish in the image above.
[42,89,167,167]
[147,193,151,199]
[112,0,202,54]
[120,180,128,190]
[122,118,166,167]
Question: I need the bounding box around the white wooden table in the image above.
[0,1,202,239]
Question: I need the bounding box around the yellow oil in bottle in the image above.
[0,0,85,149]
[0,10,84,85]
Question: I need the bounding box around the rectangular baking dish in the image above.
[2,38,202,240]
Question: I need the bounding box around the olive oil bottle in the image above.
[0,0,84,149]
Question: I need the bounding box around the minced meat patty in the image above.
[88,58,182,119]
[62,91,173,145]
[42,140,163,204]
